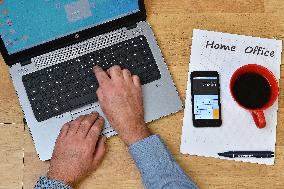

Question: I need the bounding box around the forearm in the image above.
[34,176,72,189]
[129,135,199,189]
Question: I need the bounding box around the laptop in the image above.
[0,0,182,161]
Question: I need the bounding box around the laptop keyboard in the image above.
[22,36,161,122]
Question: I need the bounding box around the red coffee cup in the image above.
[230,64,279,129]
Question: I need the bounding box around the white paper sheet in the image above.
[180,29,282,165]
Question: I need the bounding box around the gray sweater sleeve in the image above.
[129,135,199,189]
[34,176,72,189]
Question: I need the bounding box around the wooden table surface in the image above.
[0,1,283,188]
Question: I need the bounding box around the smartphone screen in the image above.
[191,72,222,127]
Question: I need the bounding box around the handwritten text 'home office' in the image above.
[205,41,275,58]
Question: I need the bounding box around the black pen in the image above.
[218,151,274,158]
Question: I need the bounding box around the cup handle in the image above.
[251,111,266,129]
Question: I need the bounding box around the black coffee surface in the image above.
[233,73,271,109]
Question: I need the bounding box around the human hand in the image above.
[93,65,151,146]
[47,112,107,187]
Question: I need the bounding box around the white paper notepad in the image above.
[180,29,282,165]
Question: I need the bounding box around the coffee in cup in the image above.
[230,64,279,129]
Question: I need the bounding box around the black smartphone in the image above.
[191,71,222,127]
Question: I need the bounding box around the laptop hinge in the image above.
[17,22,139,68]
[20,60,31,67]
[126,23,138,30]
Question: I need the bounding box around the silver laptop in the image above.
[0,0,182,161]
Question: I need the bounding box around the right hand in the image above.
[93,65,151,146]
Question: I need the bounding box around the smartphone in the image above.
[191,71,222,127]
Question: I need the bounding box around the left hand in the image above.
[47,112,107,187]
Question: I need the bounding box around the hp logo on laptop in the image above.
[75,34,80,39]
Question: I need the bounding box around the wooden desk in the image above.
[0,0,283,188]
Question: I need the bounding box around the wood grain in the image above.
[0,124,23,189]
[0,0,283,188]
[0,57,23,124]
[23,125,49,189]
[145,0,265,14]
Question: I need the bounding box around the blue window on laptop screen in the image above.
[0,0,139,55]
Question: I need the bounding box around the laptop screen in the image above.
[0,0,139,55]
